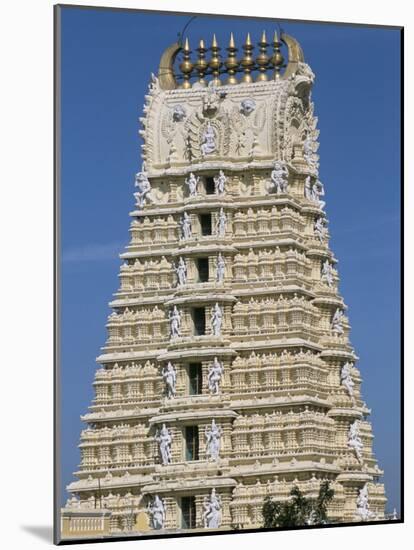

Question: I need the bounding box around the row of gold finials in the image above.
[177,31,285,88]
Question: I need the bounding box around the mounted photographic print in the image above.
[54,4,403,544]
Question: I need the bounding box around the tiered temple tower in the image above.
[62,31,386,539]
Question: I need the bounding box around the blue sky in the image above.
[59,7,401,514]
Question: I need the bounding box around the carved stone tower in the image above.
[63,31,386,538]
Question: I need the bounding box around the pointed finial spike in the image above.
[261,30,267,43]
[199,38,205,49]
[212,34,218,48]
[184,37,190,51]
[246,33,252,46]
[229,32,236,48]
[273,30,279,43]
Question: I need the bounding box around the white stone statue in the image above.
[148,495,166,529]
[270,161,289,194]
[321,259,334,287]
[304,176,313,200]
[341,362,355,398]
[185,172,199,197]
[216,253,225,283]
[169,305,181,338]
[213,170,226,194]
[216,208,227,237]
[155,423,173,465]
[331,308,344,335]
[208,357,224,394]
[200,122,216,156]
[172,104,186,122]
[240,98,256,116]
[175,256,187,286]
[314,216,328,242]
[205,419,222,461]
[180,211,192,240]
[134,164,152,208]
[202,488,222,528]
[356,484,374,521]
[348,419,364,461]
[162,362,177,399]
[312,179,325,210]
[303,133,318,172]
[210,302,223,336]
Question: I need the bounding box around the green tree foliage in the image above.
[262,481,334,528]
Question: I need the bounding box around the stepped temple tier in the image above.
[61,31,386,539]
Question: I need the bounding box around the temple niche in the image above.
[61,30,386,540]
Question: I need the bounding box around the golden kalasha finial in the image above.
[195,39,208,87]
[271,30,284,79]
[256,30,270,81]
[209,34,222,86]
[225,32,239,85]
[179,37,193,89]
[240,32,255,83]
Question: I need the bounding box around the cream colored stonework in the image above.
[62,33,386,538]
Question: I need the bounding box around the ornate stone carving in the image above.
[185,172,200,197]
[200,121,216,156]
[270,160,289,194]
[213,170,226,194]
[331,308,344,335]
[356,484,374,521]
[180,211,192,240]
[172,104,186,122]
[148,495,166,529]
[341,362,355,398]
[174,256,187,286]
[321,259,334,287]
[211,303,223,336]
[203,489,222,528]
[348,419,363,461]
[162,362,177,399]
[169,305,181,338]
[208,357,224,394]
[240,98,256,115]
[155,423,173,465]
[216,253,225,283]
[314,215,328,241]
[134,164,152,208]
[205,419,222,461]
[216,208,227,237]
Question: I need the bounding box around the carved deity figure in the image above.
[213,170,226,194]
[185,172,199,197]
[175,256,187,286]
[314,216,328,242]
[356,484,374,521]
[240,98,256,116]
[169,305,181,338]
[216,253,225,283]
[148,495,166,529]
[210,303,223,336]
[208,357,224,394]
[341,362,355,398]
[180,211,192,240]
[348,419,364,461]
[312,179,325,210]
[134,164,152,208]
[216,208,227,237]
[200,122,216,155]
[331,308,344,335]
[321,259,334,287]
[270,161,289,194]
[205,419,222,461]
[172,104,186,122]
[155,424,173,465]
[303,133,318,172]
[202,489,222,528]
[162,362,177,399]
